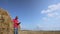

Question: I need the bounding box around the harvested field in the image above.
[19,30,60,34]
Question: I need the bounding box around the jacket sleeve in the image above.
[17,23,20,25]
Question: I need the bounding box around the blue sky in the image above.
[0,0,60,31]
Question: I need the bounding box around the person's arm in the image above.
[17,22,21,25]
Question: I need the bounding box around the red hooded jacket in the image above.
[13,19,19,28]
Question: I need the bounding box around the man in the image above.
[13,16,21,34]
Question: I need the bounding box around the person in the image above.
[13,16,21,34]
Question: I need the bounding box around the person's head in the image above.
[15,16,18,20]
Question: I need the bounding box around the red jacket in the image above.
[13,19,19,28]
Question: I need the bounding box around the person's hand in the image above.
[19,22,21,24]
[17,22,21,25]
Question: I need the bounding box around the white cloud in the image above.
[39,3,60,30]
[47,13,54,17]
[41,3,60,14]
[42,17,49,22]
[47,12,59,17]
[41,3,60,18]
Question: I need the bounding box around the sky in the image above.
[0,0,60,31]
